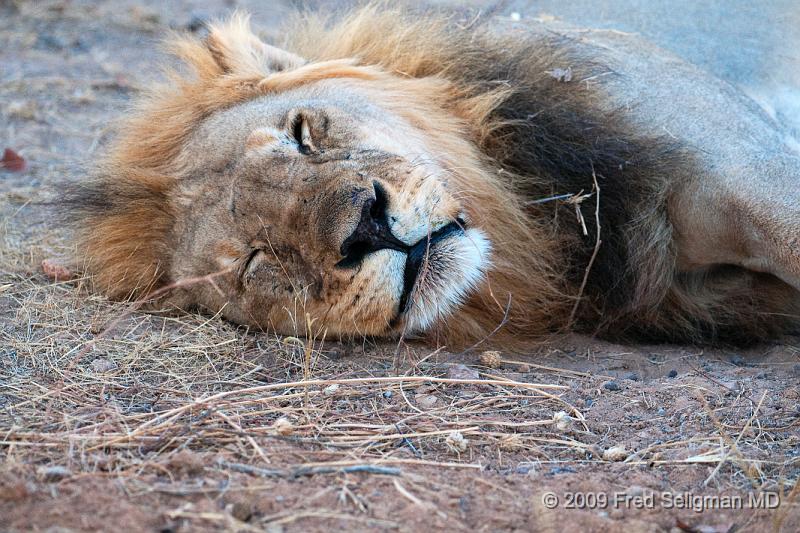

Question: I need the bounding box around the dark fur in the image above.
[413,29,799,343]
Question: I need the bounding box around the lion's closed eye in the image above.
[240,248,265,285]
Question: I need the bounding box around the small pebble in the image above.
[272,417,294,436]
[553,410,571,431]
[42,258,73,281]
[415,393,439,408]
[667,369,678,378]
[230,502,252,522]
[91,358,117,373]
[624,372,639,381]
[603,445,628,462]
[382,390,393,399]
[445,431,468,453]
[479,350,502,368]
[657,407,666,416]
[603,381,621,391]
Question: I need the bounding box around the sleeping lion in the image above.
[66,7,800,347]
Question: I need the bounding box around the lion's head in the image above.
[169,50,493,337]
[68,10,565,345]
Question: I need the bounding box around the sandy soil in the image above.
[1,1,799,531]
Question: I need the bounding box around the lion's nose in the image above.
[336,182,409,268]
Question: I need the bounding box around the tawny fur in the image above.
[66,6,800,347]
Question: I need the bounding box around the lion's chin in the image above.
[402,228,491,334]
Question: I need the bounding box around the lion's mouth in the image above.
[335,197,478,331]
[398,219,465,315]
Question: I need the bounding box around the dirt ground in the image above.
[1,1,799,531]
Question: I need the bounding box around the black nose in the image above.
[337,182,409,268]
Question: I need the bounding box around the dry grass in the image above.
[0,270,586,478]
[1,268,798,497]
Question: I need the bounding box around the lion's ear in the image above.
[206,13,306,77]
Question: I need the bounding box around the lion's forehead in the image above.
[179,82,425,175]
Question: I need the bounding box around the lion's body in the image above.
[66,7,800,347]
